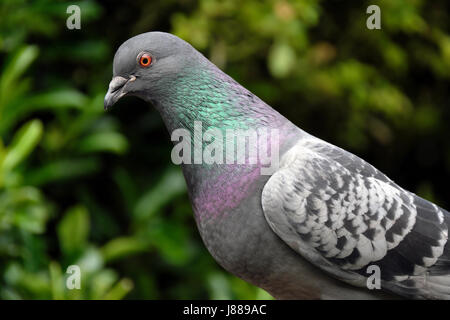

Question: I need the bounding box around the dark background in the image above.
[0,0,448,299]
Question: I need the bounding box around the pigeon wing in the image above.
[261,138,450,299]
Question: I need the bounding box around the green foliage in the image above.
[0,0,449,300]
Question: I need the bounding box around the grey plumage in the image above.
[262,138,449,299]
[105,32,450,299]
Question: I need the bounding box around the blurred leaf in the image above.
[74,246,103,275]
[146,221,191,266]
[0,45,38,106]
[0,186,50,233]
[101,237,149,263]
[1,119,43,174]
[77,131,128,154]
[0,287,22,300]
[134,167,186,221]
[268,41,296,78]
[102,278,133,300]
[255,288,274,300]
[49,261,64,300]
[89,269,118,299]
[57,205,90,259]
[26,89,88,110]
[208,272,232,300]
[4,263,51,298]
[24,157,100,186]
[0,89,88,135]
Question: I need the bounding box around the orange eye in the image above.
[139,53,152,67]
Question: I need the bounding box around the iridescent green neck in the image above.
[152,60,284,135]
[145,59,299,219]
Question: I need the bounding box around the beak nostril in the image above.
[108,76,129,93]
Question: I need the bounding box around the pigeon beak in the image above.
[104,75,136,110]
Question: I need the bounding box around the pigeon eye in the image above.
[138,53,152,67]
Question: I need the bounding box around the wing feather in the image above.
[262,138,450,299]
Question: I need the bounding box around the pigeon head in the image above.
[105,31,283,133]
[104,32,201,110]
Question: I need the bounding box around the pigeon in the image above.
[104,32,450,299]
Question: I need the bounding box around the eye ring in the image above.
[138,52,153,67]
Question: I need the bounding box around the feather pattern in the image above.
[108,32,450,299]
[262,137,450,299]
